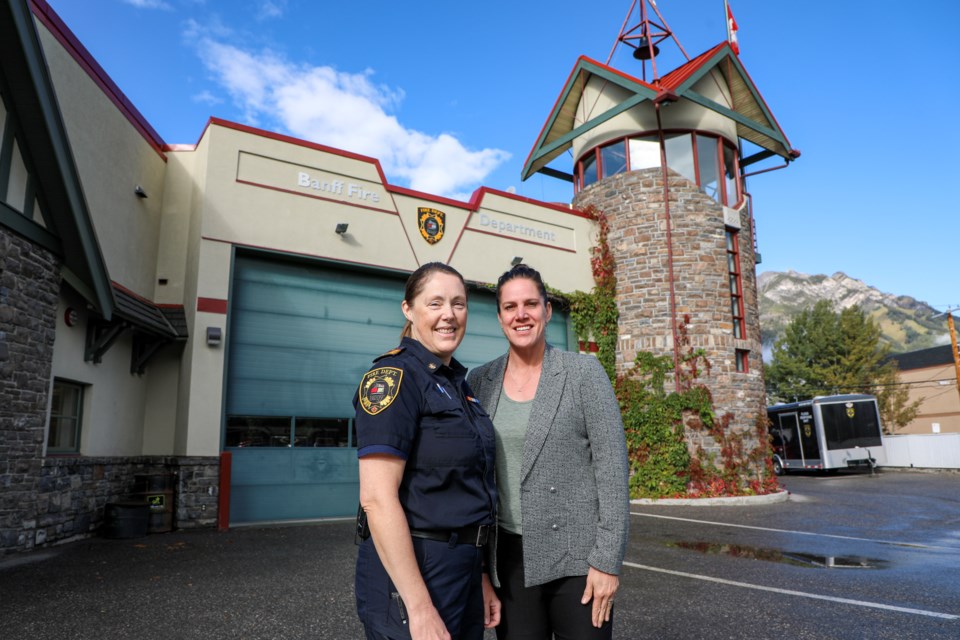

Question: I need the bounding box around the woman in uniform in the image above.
[467,264,630,640]
[354,262,500,640]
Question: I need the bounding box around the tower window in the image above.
[726,229,745,340]
[735,349,750,373]
[600,141,627,177]
[575,132,740,208]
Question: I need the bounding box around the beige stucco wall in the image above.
[51,289,146,456]
[38,21,167,297]
[572,69,739,161]
[155,122,597,455]
[896,364,960,434]
[35,17,598,459]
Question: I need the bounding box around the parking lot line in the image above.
[631,512,959,551]
[622,561,960,620]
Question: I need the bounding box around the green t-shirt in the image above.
[492,390,532,535]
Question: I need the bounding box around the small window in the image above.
[294,417,351,448]
[48,379,84,453]
[696,135,720,201]
[600,141,627,177]
[628,136,660,170]
[225,416,292,447]
[735,349,750,373]
[723,144,739,206]
[663,133,696,183]
[581,152,598,188]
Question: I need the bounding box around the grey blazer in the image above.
[467,345,630,587]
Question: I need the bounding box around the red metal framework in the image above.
[606,0,690,82]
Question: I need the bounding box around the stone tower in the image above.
[521,1,798,443]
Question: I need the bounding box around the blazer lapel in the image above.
[479,353,508,411]
[521,346,565,482]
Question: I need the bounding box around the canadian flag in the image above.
[726,1,740,55]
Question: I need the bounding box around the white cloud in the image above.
[256,1,287,20]
[121,0,172,9]
[192,89,223,105]
[190,31,509,198]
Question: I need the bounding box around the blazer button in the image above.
[551,524,559,531]
[549,486,557,493]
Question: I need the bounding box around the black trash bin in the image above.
[133,473,176,533]
[102,501,150,539]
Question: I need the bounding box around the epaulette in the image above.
[373,346,405,362]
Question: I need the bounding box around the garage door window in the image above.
[226,415,351,448]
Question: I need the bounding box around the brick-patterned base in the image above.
[0,227,60,552]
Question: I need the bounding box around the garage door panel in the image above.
[226,254,570,524]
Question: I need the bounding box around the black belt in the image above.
[409,525,491,547]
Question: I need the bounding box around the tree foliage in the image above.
[765,300,920,432]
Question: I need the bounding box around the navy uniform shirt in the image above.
[354,337,497,530]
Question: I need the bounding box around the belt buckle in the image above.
[475,525,490,547]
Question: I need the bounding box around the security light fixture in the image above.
[134,185,148,198]
[511,256,523,266]
[206,326,222,347]
[335,223,349,235]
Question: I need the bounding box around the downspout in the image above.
[654,95,682,392]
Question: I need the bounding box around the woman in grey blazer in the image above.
[467,264,630,639]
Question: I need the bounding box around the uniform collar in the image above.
[400,337,466,377]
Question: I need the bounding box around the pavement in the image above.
[0,519,369,640]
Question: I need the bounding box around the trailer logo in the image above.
[418,207,445,244]
[845,402,855,418]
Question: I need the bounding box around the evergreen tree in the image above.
[766,301,920,432]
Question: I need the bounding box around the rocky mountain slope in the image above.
[758,270,949,356]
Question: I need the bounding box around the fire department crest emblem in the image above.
[417,207,445,244]
[845,402,855,419]
[358,367,403,415]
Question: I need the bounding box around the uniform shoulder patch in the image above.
[358,367,404,415]
[373,347,405,362]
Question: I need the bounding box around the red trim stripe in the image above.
[197,297,228,314]
[30,0,167,159]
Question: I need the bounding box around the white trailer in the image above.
[767,394,886,475]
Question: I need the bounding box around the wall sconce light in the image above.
[335,223,349,235]
[64,307,79,327]
[206,326,222,347]
[134,185,148,198]
[511,256,523,266]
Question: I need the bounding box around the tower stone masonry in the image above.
[521,5,798,466]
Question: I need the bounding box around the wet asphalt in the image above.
[1,469,958,639]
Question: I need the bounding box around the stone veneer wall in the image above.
[1,228,221,554]
[0,227,60,552]
[573,167,766,451]
[7,455,221,553]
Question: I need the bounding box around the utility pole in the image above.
[947,310,960,403]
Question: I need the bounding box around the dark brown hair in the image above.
[495,263,548,313]
[400,262,467,339]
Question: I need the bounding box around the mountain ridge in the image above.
[758,270,949,356]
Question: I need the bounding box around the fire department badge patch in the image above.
[845,402,855,419]
[417,207,445,244]
[359,367,403,415]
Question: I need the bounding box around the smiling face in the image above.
[401,271,468,364]
[497,277,552,352]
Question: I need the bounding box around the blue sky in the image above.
[44,0,960,312]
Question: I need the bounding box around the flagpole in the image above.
[724,0,730,42]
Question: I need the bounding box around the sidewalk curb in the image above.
[630,490,790,506]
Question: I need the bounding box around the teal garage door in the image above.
[225,253,572,523]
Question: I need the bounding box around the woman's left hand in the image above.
[481,573,501,628]
[581,566,620,628]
